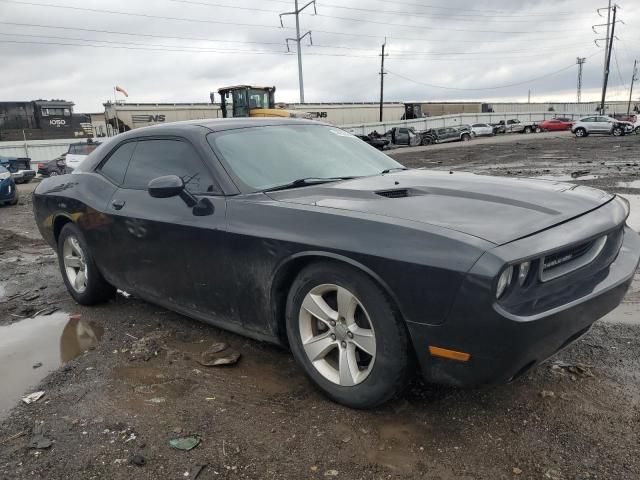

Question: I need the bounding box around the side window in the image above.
[398,128,408,134]
[98,142,137,185]
[122,139,217,194]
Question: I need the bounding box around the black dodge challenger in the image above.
[33,118,640,408]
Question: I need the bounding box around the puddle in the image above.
[0,283,6,302]
[601,303,640,325]
[619,194,640,232]
[617,180,640,189]
[533,174,600,182]
[0,312,103,419]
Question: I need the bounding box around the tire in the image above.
[524,126,532,134]
[49,170,59,176]
[612,126,623,136]
[57,223,116,305]
[535,127,541,133]
[285,262,411,409]
[461,133,471,142]
[9,197,18,206]
[420,136,433,146]
[635,126,640,135]
[574,128,587,138]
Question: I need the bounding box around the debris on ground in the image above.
[197,343,241,367]
[550,361,594,378]
[570,170,591,178]
[540,390,555,398]
[324,469,339,477]
[129,331,168,361]
[169,436,201,451]
[29,422,53,449]
[32,362,42,369]
[188,464,207,479]
[130,454,146,466]
[22,391,45,404]
[513,467,523,475]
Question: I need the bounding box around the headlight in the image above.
[0,171,10,180]
[496,266,514,299]
[518,261,531,286]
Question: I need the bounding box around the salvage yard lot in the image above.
[1,132,639,479]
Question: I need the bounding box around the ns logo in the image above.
[131,114,167,124]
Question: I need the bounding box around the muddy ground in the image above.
[1,132,639,479]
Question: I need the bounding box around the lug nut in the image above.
[330,320,336,327]
[330,334,336,340]
[341,341,347,348]
[347,331,353,339]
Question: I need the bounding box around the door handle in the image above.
[111,199,126,210]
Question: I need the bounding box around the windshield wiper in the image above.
[263,176,357,192]
[380,167,408,174]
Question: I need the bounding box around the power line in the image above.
[309,13,563,35]
[386,52,601,91]
[0,21,592,56]
[0,0,295,31]
[0,21,286,46]
[348,0,580,16]
[173,0,591,22]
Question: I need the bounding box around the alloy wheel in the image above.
[298,284,376,386]
[63,235,88,293]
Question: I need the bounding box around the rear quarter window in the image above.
[98,142,137,185]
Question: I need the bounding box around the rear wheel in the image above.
[49,170,59,177]
[524,126,532,134]
[286,262,411,408]
[57,223,115,305]
[461,133,471,142]
[635,126,640,135]
[612,126,624,136]
[574,128,587,138]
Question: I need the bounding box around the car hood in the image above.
[266,170,614,245]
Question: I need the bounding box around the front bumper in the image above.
[0,179,17,202]
[408,224,640,387]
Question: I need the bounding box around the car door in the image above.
[105,137,229,313]
[594,116,612,133]
[397,128,409,145]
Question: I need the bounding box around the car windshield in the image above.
[208,124,404,191]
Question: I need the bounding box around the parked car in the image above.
[421,126,472,145]
[0,155,36,184]
[0,165,18,206]
[471,123,494,137]
[36,155,67,177]
[635,118,640,134]
[494,119,540,134]
[355,134,390,150]
[384,127,422,147]
[538,119,574,132]
[571,116,629,137]
[64,140,101,172]
[32,118,640,408]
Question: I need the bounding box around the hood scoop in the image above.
[375,188,410,199]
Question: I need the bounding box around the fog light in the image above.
[518,261,531,286]
[496,266,514,299]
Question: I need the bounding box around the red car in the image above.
[539,119,574,131]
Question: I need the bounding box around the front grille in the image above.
[376,189,409,198]
[540,235,607,282]
[543,240,594,270]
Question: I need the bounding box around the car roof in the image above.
[116,118,327,139]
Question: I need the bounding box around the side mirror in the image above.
[148,175,184,198]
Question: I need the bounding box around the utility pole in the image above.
[379,38,387,122]
[527,89,531,103]
[576,57,586,103]
[280,0,316,103]
[628,59,638,115]
[600,4,617,115]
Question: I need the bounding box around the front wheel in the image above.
[286,262,411,408]
[524,126,532,134]
[612,126,624,136]
[57,222,116,305]
[574,128,587,138]
[461,133,471,142]
[635,126,640,135]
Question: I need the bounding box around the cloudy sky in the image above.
[0,0,638,112]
